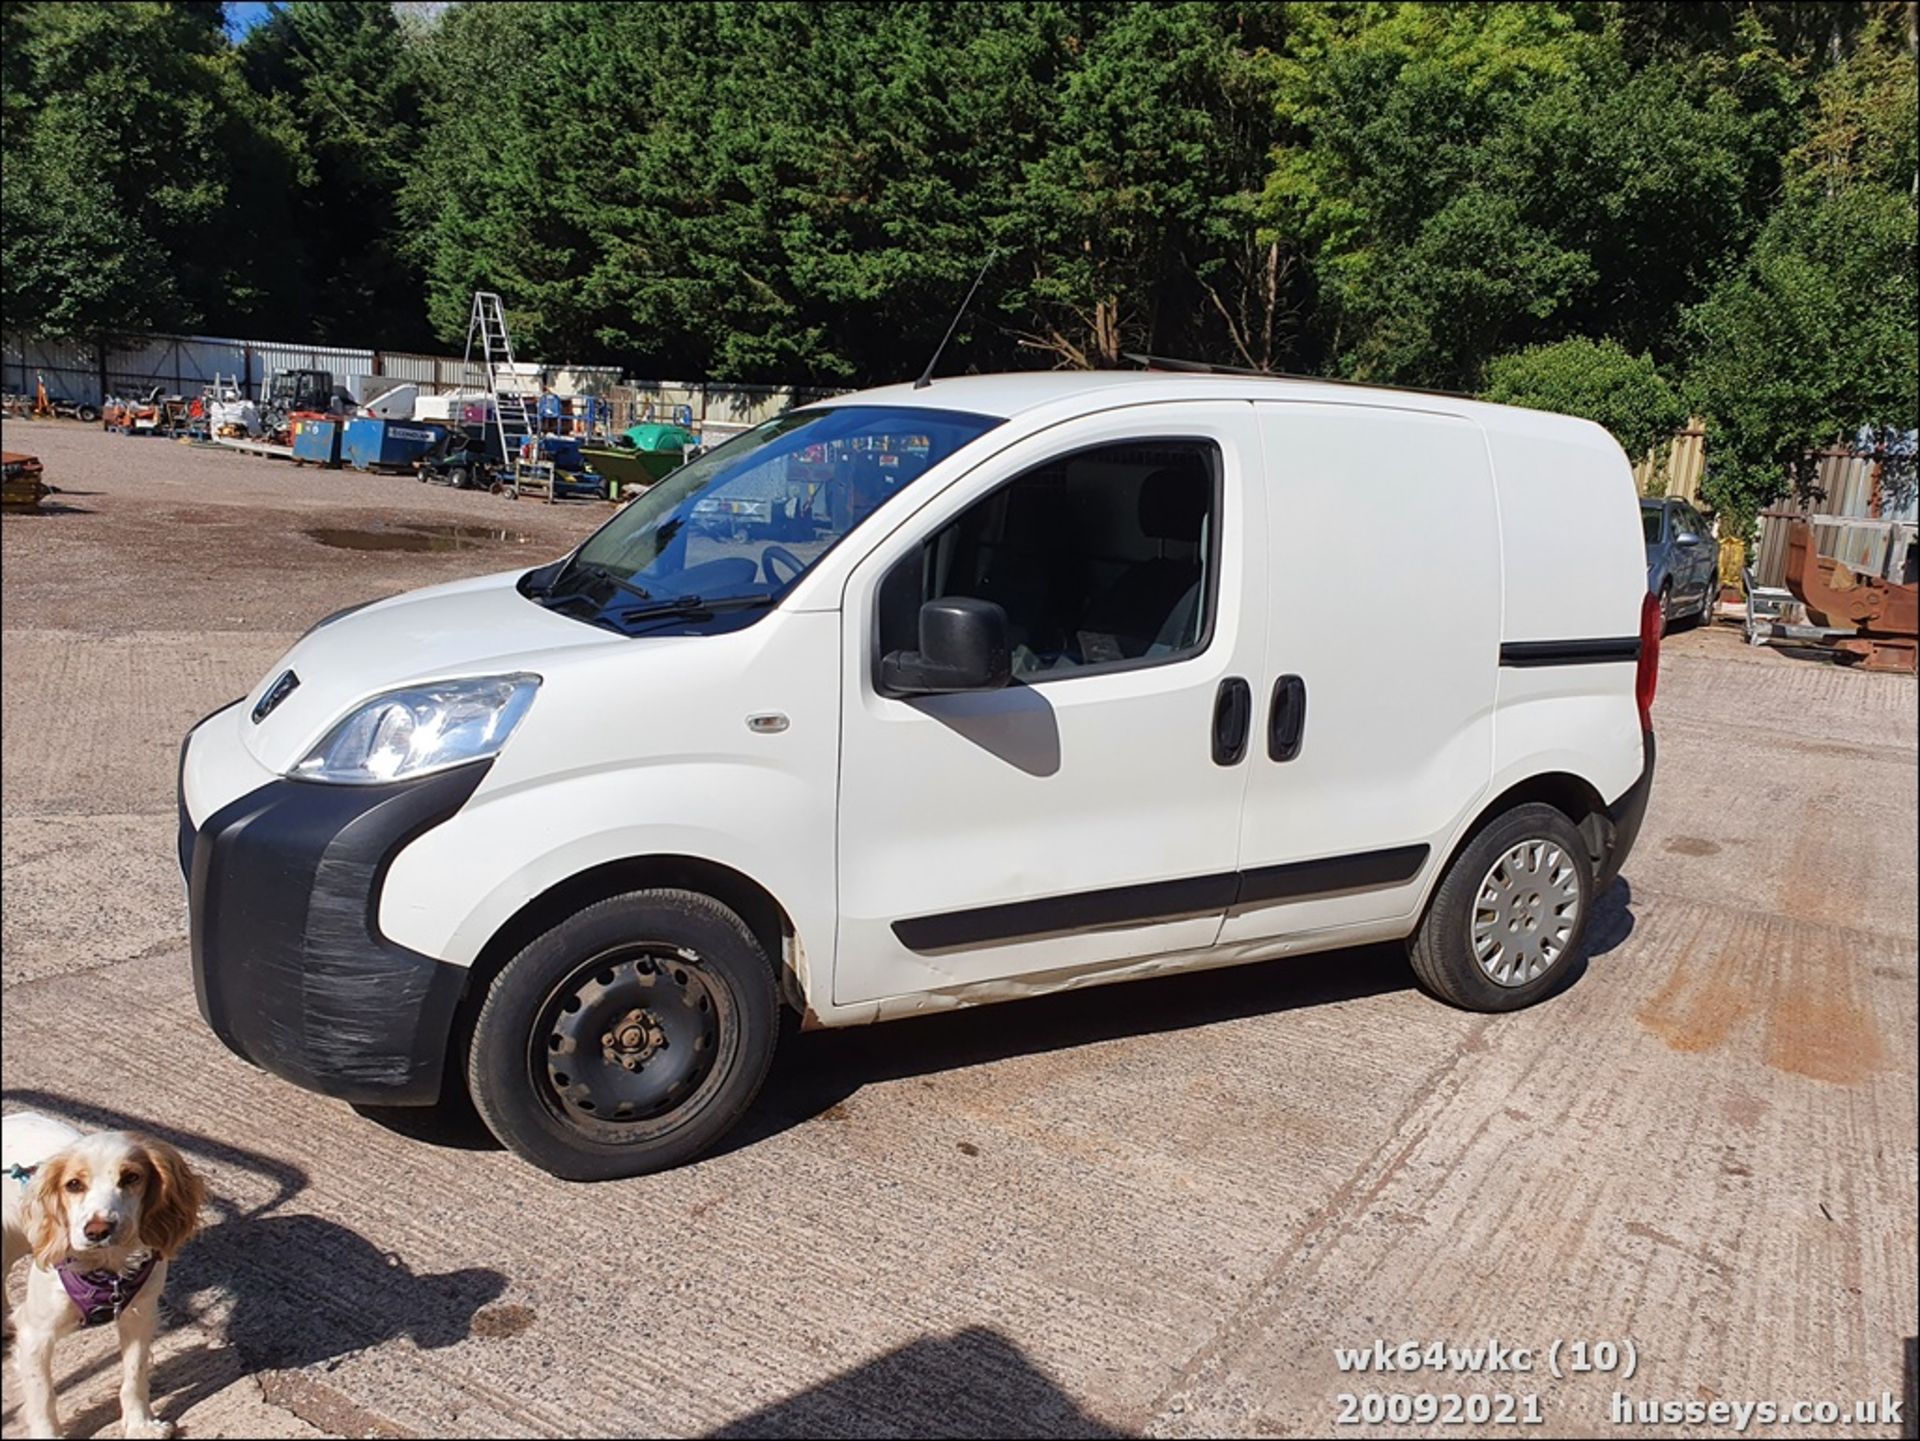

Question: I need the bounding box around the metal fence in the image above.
[2,330,379,404]
[1,327,846,426]
[1633,423,1707,503]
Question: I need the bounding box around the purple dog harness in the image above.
[6,1161,157,1327]
[56,1255,157,1327]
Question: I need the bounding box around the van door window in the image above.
[887,441,1220,679]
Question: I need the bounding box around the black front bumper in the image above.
[181,753,490,1106]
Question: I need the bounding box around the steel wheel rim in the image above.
[1470,839,1580,987]
[532,944,731,1141]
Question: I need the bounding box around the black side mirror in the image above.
[879,597,1010,696]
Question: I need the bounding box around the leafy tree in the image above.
[2,0,1912,450]
[240,1,431,346]
[1484,337,1687,461]
[1684,15,1918,529]
[1256,3,1797,390]
[993,2,1286,370]
[1,1,301,337]
[400,2,1292,383]
[401,1,609,362]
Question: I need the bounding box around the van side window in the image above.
[892,440,1219,679]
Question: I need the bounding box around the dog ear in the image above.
[24,1154,77,1268]
[133,1136,205,1258]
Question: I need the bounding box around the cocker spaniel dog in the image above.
[3,1112,204,1439]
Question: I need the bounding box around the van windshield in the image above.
[541,405,1001,620]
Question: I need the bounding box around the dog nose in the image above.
[83,1216,115,1243]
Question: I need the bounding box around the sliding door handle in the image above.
[1212,677,1252,766]
[1268,674,1307,761]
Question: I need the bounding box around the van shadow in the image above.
[1586,876,1636,960]
[707,1326,1126,1439]
[726,876,1641,1156]
[726,934,1417,1156]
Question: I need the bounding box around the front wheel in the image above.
[1406,803,1592,1012]
[1656,582,1673,635]
[466,889,779,1180]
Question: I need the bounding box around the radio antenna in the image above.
[914,252,995,390]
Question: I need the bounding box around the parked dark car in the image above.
[1642,497,1718,631]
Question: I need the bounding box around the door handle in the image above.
[1212,677,1251,766]
[1268,674,1307,761]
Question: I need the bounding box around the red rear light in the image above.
[1636,589,1661,730]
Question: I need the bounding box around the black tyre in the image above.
[447,465,469,490]
[466,889,778,1180]
[1407,803,1592,1012]
[77,405,99,423]
[1656,581,1673,635]
[1697,568,1719,624]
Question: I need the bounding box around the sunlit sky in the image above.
[224,1,274,37]
[223,2,448,40]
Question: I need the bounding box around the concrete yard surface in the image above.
[2,421,1915,1438]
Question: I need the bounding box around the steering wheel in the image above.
[762,544,806,588]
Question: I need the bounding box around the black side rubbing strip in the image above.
[892,873,1238,953]
[890,843,1430,952]
[1500,638,1641,667]
[1234,843,1428,906]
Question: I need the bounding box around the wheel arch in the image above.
[1423,770,1613,925]
[441,854,803,1103]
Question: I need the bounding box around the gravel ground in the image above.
[2,420,1915,1439]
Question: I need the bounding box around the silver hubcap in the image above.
[1471,839,1580,987]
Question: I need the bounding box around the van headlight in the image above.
[293,675,540,784]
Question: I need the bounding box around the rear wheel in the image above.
[1697,568,1719,624]
[467,889,779,1180]
[446,465,469,490]
[1407,803,1592,1012]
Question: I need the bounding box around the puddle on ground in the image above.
[305,521,527,552]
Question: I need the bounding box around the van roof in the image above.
[826,369,1614,447]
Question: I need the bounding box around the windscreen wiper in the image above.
[542,558,653,606]
[620,593,778,623]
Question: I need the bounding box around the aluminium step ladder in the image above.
[463,291,536,475]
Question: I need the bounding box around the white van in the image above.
[180,372,1659,1179]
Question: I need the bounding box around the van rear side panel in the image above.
[1483,417,1648,809]
[1221,402,1501,946]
